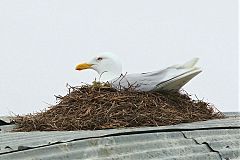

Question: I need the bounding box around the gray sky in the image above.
[0,0,238,115]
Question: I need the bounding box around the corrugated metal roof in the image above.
[0,113,239,160]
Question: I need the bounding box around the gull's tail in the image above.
[156,69,202,91]
[155,58,202,91]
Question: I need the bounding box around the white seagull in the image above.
[75,52,202,92]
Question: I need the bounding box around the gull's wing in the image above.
[110,58,201,92]
[153,68,201,91]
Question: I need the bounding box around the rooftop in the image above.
[0,112,239,160]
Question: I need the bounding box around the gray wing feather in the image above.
[110,58,201,92]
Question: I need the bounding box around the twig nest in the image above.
[14,82,224,131]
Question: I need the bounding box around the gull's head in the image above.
[75,52,122,81]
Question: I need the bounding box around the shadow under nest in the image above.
[13,82,224,131]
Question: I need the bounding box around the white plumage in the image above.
[75,52,202,92]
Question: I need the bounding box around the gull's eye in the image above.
[97,57,103,61]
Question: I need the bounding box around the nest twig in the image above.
[13,82,224,131]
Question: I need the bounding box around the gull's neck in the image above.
[97,71,121,82]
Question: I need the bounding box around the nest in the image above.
[13,82,224,131]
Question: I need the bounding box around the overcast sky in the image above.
[0,0,238,116]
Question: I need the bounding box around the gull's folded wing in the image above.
[111,58,202,92]
[153,68,202,91]
[153,58,201,91]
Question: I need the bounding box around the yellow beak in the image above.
[75,63,93,71]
